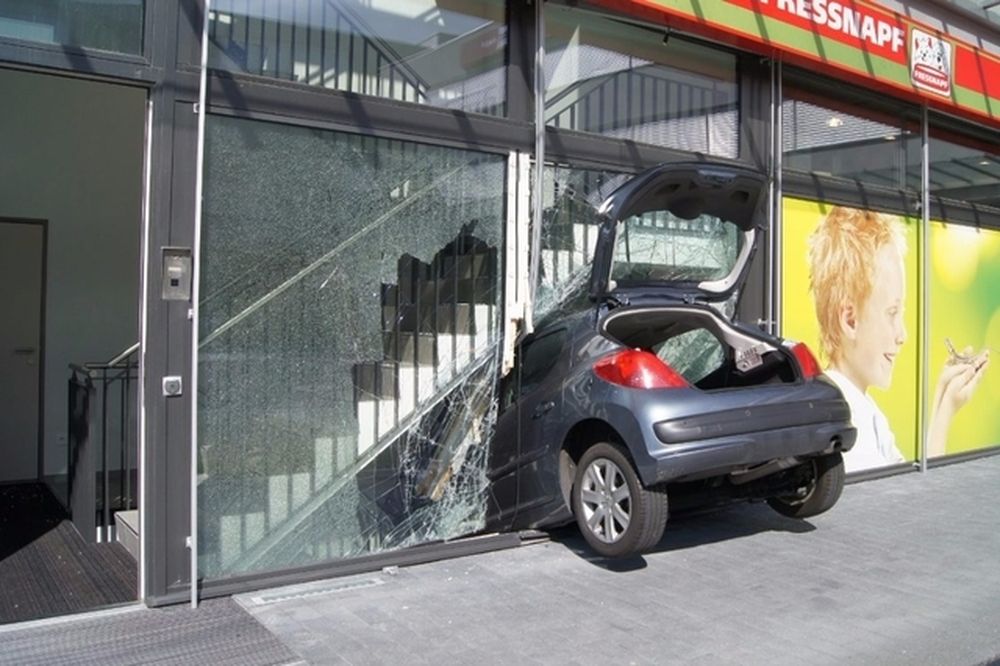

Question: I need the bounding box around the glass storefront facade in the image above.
[544,6,739,157]
[2,0,998,604]
[207,0,506,116]
[782,73,922,190]
[198,115,506,577]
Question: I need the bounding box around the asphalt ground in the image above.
[3,455,1000,665]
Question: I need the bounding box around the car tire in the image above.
[766,452,844,519]
[572,442,668,558]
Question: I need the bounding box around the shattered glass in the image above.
[0,0,144,54]
[198,115,506,578]
[612,212,741,284]
[534,165,629,318]
[537,166,742,388]
[654,329,725,386]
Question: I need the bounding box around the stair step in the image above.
[382,331,437,365]
[384,303,491,335]
[353,361,398,400]
[114,510,139,562]
[541,248,587,285]
[313,436,357,486]
[221,511,265,569]
[268,472,312,526]
[542,222,599,254]
[575,222,598,256]
[437,251,493,280]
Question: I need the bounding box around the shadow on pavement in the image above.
[546,501,816,570]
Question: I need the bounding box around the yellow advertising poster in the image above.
[781,198,919,473]
[927,223,999,457]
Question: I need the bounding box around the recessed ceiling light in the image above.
[980,157,991,166]
[883,134,897,141]
[827,117,844,128]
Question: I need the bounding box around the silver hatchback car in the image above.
[486,162,857,558]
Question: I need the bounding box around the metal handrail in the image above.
[199,163,467,347]
[230,344,499,572]
[104,342,140,368]
[67,343,140,543]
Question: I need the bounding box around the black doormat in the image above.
[0,483,137,625]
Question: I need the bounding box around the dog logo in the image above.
[910,28,952,96]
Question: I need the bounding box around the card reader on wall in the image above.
[162,247,192,301]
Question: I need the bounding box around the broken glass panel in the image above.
[198,115,506,578]
[534,166,741,387]
[654,329,725,386]
[612,211,740,284]
[534,165,628,318]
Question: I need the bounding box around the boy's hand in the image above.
[935,348,990,416]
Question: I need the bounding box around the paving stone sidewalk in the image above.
[3,456,1000,665]
[239,457,1000,666]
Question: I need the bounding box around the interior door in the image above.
[0,221,44,483]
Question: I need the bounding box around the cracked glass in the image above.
[535,165,629,319]
[536,165,740,388]
[198,115,505,578]
[612,212,740,284]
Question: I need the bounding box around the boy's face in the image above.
[842,242,907,391]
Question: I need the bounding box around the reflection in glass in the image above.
[928,133,1000,209]
[612,212,739,284]
[535,166,628,318]
[544,6,739,158]
[208,0,506,116]
[198,115,506,578]
[0,0,143,54]
[782,91,921,190]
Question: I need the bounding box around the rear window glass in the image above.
[611,211,740,285]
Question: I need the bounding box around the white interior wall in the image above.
[0,68,144,477]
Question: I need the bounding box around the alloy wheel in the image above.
[579,457,632,543]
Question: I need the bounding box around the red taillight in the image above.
[593,349,689,389]
[790,342,822,380]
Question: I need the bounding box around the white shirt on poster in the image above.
[825,370,904,473]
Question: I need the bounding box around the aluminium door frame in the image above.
[0,2,178,599]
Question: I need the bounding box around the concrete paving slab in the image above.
[3,456,1000,664]
[241,456,1000,665]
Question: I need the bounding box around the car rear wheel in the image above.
[572,442,668,557]
[766,452,844,519]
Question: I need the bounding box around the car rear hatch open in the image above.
[588,162,768,305]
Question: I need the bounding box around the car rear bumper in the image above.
[652,399,851,444]
[622,397,855,485]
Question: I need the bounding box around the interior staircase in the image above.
[199,227,501,575]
